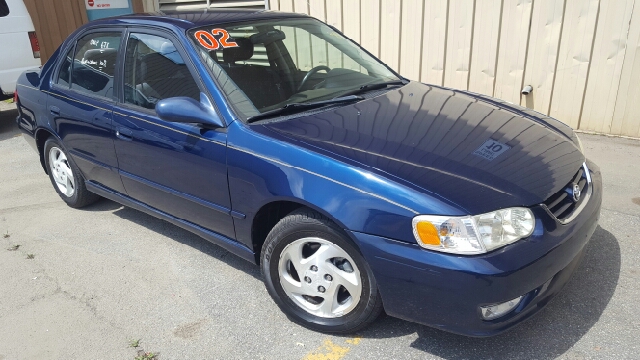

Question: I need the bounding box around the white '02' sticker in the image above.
[473,139,511,161]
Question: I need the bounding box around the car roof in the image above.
[88,9,310,31]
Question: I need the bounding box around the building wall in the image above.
[23,0,89,62]
[23,0,265,63]
[23,0,151,63]
[157,0,266,10]
[269,0,640,138]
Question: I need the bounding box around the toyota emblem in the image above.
[572,183,581,202]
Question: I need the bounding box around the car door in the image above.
[112,28,235,240]
[47,29,126,194]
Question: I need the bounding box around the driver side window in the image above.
[123,33,200,111]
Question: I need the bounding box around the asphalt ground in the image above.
[1,102,639,359]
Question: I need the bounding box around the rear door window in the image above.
[70,32,122,98]
[0,0,9,17]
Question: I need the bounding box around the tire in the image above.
[261,208,383,333]
[43,138,100,208]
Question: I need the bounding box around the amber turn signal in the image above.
[415,221,441,246]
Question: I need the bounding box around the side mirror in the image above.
[156,93,224,128]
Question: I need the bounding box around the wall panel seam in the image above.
[417,0,425,81]
[576,0,602,130]
[441,0,451,86]
[466,0,477,91]
[611,0,637,134]
[547,0,568,116]
[519,0,536,105]
[377,0,381,59]
[397,0,403,72]
[491,0,505,97]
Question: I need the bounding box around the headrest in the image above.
[159,41,184,64]
[82,48,118,75]
[160,42,176,54]
[83,48,117,61]
[139,52,182,82]
[222,38,253,64]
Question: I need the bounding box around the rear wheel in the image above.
[44,138,99,208]
[261,208,383,333]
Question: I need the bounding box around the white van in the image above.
[0,0,41,99]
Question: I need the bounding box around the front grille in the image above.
[543,164,590,222]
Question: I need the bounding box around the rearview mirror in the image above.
[156,94,224,128]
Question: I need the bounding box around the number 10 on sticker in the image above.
[194,29,238,50]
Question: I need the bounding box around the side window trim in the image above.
[53,43,76,89]
[65,44,74,88]
[119,27,208,115]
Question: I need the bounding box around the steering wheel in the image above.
[297,65,331,92]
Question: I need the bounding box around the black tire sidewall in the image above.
[44,138,81,205]
[262,214,379,333]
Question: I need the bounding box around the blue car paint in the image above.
[357,164,601,336]
[14,10,602,336]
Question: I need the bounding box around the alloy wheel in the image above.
[48,147,75,197]
[278,237,362,318]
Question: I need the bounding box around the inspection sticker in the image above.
[473,139,511,161]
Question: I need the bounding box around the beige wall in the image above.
[269,0,640,138]
[24,0,154,63]
[23,0,88,63]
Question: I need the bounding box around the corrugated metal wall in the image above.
[158,0,266,10]
[269,0,640,138]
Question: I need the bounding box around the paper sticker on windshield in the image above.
[473,140,511,161]
[194,29,238,50]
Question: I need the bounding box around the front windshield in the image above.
[189,18,400,120]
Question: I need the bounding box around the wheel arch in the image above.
[35,128,57,174]
[250,198,360,265]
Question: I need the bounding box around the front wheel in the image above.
[261,208,383,333]
[44,138,100,208]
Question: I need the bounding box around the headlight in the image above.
[412,207,535,255]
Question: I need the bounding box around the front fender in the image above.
[226,121,464,249]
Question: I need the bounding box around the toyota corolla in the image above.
[15,9,601,336]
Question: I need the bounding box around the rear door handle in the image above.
[49,106,60,116]
[116,127,133,141]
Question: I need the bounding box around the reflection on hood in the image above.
[264,82,585,214]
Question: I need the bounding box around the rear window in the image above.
[0,0,9,17]
[70,32,122,98]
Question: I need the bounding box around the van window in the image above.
[70,32,121,98]
[0,0,9,17]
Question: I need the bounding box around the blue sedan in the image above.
[15,9,601,336]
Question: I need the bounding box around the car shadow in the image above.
[0,108,20,141]
[83,198,262,281]
[354,225,620,359]
[83,197,619,358]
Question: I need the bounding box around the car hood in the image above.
[261,82,585,214]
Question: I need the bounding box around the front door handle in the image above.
[116,127,133,141]
[49,106,60,116]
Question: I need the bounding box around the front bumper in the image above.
[355,161,602,337]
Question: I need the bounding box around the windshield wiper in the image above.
[335,80,408,98]
[246,95,364,123]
